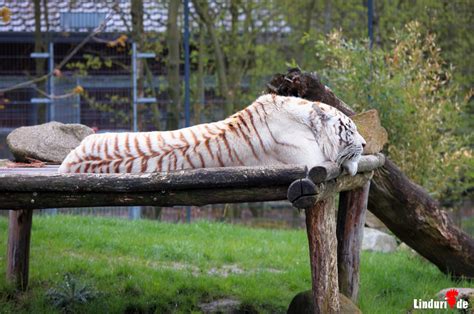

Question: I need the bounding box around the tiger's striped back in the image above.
[59,94,365,174]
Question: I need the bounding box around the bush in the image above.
[304,21,471,204]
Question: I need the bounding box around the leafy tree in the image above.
[307,22,471,204]
[166,0,181,130]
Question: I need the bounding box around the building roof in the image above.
[0,0,168,33]
[0,0,291,40]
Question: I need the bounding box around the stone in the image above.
[6,121,93,163]
[437,288,474,303]
[0,159,9,167]
[397,242,418,256]
[365,211,389,232]
[362,227,398,253]
[287,291,361,314]
[351,109,388,154]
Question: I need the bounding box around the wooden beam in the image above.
[305,196,340,313]
[308,153,384,183]
[337,181,370,302]
[0,186,290,210]
[0,156,384,210]
[369,160,474,278]
[288,172,373,209]
[7,210,33,291]
[0,165,307,193]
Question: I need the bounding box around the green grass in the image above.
[0,215,471,313]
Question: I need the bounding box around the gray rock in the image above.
[6,121,93,163]
[437,288,474,303]
[397,242,418,256]
[362,227,397,253]
[365,211,389,232]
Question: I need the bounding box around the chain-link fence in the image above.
[0,1,302,225]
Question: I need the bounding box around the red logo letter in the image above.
[445,289,459,309]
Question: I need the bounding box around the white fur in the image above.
[59,94,366,174]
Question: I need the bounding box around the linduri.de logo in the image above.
[413,289,470,310]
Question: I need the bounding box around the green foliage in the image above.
[0,215,471,313]
[46,273,98,312]
[374,0,474,91]
[65,54,112,76]
[269,0,473,91]
[308,22,471,203]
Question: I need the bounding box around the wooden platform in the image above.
[0,154,384,210]
[0,155,385,313]
[0,165,59,174]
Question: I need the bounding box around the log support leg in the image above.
[304,196,340,314]
[337,182,370,301]
[6,210,33,291]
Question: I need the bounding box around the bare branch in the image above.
[0,13,113,94]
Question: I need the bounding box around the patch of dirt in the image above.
[207,264,244,277]
[66,251,284,277]
[198,298,241,313]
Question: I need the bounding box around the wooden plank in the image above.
[0,166,59,175]
[288,172,373,209]
[0,155,382,192]
[369,160,474,278]
[308,153,384,184]
[0,186,290,210]
[0,165,307,192]
[1,172,374,210]
[305,196,340,313]
[6,210,33,291]
[337,181,370,302]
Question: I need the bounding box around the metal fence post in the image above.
[132,42,157,132]
[48,42,55,121]
[184,0,191,128]
[132,42,138,132]
[184,0,192,223]
[30,43,54,122]
[131,42,157,220]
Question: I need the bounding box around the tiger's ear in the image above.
[312,103,332,121]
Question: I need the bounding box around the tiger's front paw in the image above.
[342,160,358,176]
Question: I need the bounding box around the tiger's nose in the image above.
[362,142,366,148]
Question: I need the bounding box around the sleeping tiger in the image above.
[58,94,366,175]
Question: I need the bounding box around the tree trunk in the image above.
[337,182,370,301]
[224,0,241,115]
[193,22,206,125]
[296,0,316,65]
[131,0,145,130]
[7,210,33,291]
[323,0,332,34]
[305,196,340,314]
[368,160,474,278]
[166,0,181,130]
[193,0,230,114]
[132,1,161,129]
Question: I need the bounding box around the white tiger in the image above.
[58,94,366,175]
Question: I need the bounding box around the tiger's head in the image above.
[277,96,366,175]
[310,102,366,175]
